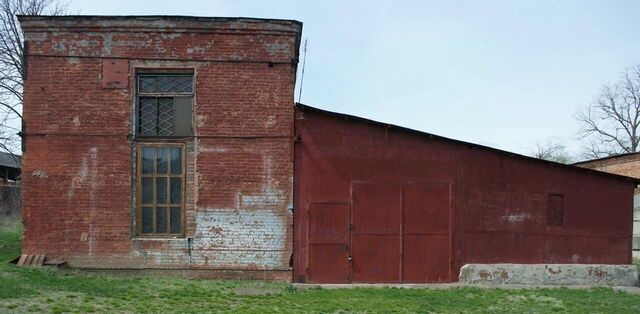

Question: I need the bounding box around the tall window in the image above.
[137,73,193,136]
[137,144,184,235]
[135,72,192,236]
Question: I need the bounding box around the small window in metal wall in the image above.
[547,194,564,226]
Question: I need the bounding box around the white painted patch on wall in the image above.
[192,209,287,268]
[88,148,98,256]
[502,212,530,223]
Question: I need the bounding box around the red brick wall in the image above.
[576,154,640,179]
[20,16,301,276]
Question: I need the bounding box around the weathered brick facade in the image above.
[19,16,301,279]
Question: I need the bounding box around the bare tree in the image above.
[0,0,67,161]
[576,64,640,159]
[531,140,573,164]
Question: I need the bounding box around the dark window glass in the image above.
[142,207,153,234]
[138,75,193,94]
[141,147,154,174]
[156,177,167,204]
[171,147,181,174]
[138,145,184,235]
[170,177,181,204]
[170,207,181,234]
[142,177,153,204]
[156,147,168,174]
[136,74,193,137]
[156,207,167,233]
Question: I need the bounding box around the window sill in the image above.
[132,237,188,241]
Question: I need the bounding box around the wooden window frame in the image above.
[135,143,186,237]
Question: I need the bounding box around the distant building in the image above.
[575,153,640,260]
[0,151,21,217]
[0,152,21,183]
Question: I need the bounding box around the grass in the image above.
[1,220,640,313]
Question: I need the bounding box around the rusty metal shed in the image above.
[293,103,638,283]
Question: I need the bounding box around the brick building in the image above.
[19,15,638,283]
[19,15,301,279]
[574,153,640,260]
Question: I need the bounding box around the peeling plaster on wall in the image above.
[186,46,205,54]
[88,147,98,255]
[51,40,66,53]
[186,38,215,54]
[31,170,48,178]
[265,115,277,128]
[199,146,227,153]
[130,238,190,267]
[195,114,207,128]
[68,155,89,198]
[112,37,152,49]
[239,155,285,209]
[102,33,112,55]
[28,32,47,41]
[191,150,291,269]
[192,209,287,268]
[72,115,81,127]
[265,42,289,55]
[160,33,183,40]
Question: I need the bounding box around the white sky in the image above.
[66,0,640,159]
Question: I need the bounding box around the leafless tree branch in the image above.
[576,64,640,159]
[0,0,68,158]
[531,140,573,164]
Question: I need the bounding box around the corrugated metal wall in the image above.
[293,105,636,283]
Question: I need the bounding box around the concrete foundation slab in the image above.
[459,264,639,286]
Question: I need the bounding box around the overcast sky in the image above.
[67,0,640,158]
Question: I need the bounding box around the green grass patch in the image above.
[1,222,640,313]
[0,216,21,263]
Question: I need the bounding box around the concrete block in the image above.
[633,236,640,250]
[459,264,639,286]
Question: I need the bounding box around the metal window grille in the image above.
[137,74,193,136]
[137,144,185,236]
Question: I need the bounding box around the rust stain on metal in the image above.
[294,104,636,283]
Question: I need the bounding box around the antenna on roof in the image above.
[297,38,308,103]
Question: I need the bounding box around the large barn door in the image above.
[402,182,451,282]
[352,182,403,283]
[307,203,351,283]
[350,181,452,283]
